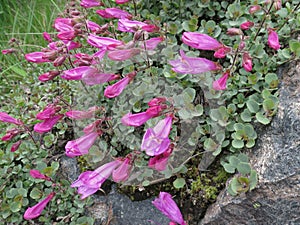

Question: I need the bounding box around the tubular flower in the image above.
[182,32,222,50]
[34,115,63,133]
[226,28,243,36]
[213,72,229,91]
[242,52,252,72]
[274,0,282,10]
[116,0,130,3]
[267,29,280,50]
[86,20,108,34]
[87,34,124,49]
[96,8,132,19]
[65,131,99,157]
[2,48,17,55]
[141,116,172,156]
[42,32,52,42]
[36,104,60,120]
[11,140,22,152]
[61,66,92,80]
[152,192,186,225]
[249,5,261,14]
[169,50,221,74]
[112,157,131,182]
[121,112,153,127]
[38,71,60,82]
[1,128,20,141]
[213,46,231,58]
[65,106,100,120]
[140,37,164,50]
[104,71,136,98]
[25,52,50,63]
[240,21,254,30]
[29,170,51,181]
[24,192,55,220]
[118,19,158,33]
[107,48,140,61]
[71,160,121,199]
[148,144,173,171]
[80,0,103,8]
[82,72,119,86]
[0,112,23,125]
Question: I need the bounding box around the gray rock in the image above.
[87,185,170,225]
[59,157,170,225]
[200,60,300,225]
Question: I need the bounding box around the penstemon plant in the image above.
[1,0,300,224]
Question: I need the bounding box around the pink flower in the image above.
[118,19,148,32]
[80,0,103,8]
[213,46,231,58]
[213,72,229,91]
[141,116,173,156]
[148,144,173,171]
[96,8,132,19]
[104,72,136,98]
[65,106,100,120]
[83,120,103,134]
[107,48,140,61]
[240,21,254,30]
[57,30,76,41]
[141,37,164,50]
[152,192,186,225]
[249,5,261,14]
[36,104,60,120]
[82,71,119,86]
[2,48,16,55]
[38,71,60,82]
[86,20,108,34]
[226,28,243,36]
[116,0,130,3]
[169,50,221,74]
[54,18,73,32]
[43,32,52,42]
[274,0,281,10]
[1,128,20,141]
[34,114,63,133]
[29,170,51,181]
[112,157,131,182]
[182,32,222,50]
[24,192,55,220]
[71,160,121,199]
[87,34,124,49]
[0,112,23,125]
[268,29,280,50]
[148,97,167,107]
[121,112,153,127]
[65,131,99,157]
[11,140,22,152]
[242,52,252,72]
[25,52,50,63]
[61,66,92,80]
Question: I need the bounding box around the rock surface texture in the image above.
[200,60,300,225]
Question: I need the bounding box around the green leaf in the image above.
[204,138,218,151]
[223,163,236,173]
[232,139,244,149]
[249,170,258,191]
[241,109,252,122]
[289,40,300,57]
[30,188,42,199]
[237,162,251,175]
[192,104,203,116]
[256,112,270,125]
[178,108,191,120]
[9,201,22,213]
[182,87,196,103]
[246,99,260,113]
[173,178,186,189]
